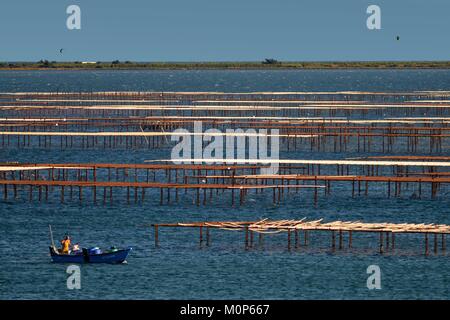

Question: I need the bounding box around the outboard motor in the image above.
[82,248,90,263]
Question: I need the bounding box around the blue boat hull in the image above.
[50,247,132,264]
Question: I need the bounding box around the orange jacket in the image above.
[61,239,71,253]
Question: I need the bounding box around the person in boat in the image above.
[60,235,71,254]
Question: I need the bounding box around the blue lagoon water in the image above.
[1,70,450,299]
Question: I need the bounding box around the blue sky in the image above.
[0,0,448,61]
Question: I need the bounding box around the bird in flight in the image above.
[396,36,400,41]
[59,48,64,54]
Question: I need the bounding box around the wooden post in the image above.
[199,226,203,245]
[379,232,383,254]
[387,181,391,198]
[434,233,438,254]
[134,187,138,204]
[154,225,159,247]
[331,230,336,250]
[348,231,352,248]
[386,232,390,251]
[245,226,249,249]
[339,230,343,250]
[352,180,355,198]
[392,233,395,251]
[287,230,291,250]
[167,188,171,204]
[29,185,33,201]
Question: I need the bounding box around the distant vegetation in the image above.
[1,60,450,70]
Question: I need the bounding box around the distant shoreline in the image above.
[1,61,450,70]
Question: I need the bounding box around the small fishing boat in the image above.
[48,225,132,264]
[49,246,132,264]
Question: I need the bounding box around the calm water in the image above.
[1,69,450,93]
[1,69,450,300]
